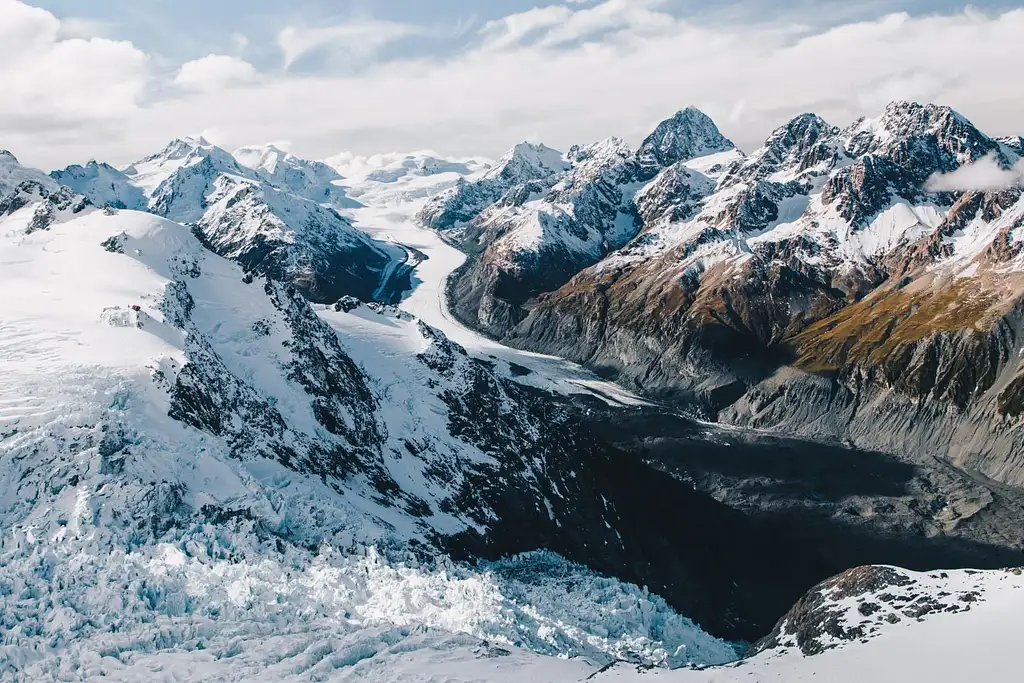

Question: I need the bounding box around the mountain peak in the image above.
[508,141,563,162]
[233,143,295,175]
[570,136,632,160]
[1,148,60,198]
[999,135,1024,155]
[878,101,970,132]
[179,134,212,148]
[637,107,735,175]
[843,100,996,166]
[484,141,569,184]
[781,112,833,132]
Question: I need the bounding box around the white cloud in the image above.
[478,0,670,51]
[56,16,110,39]
[6,1,1024,173]
[538,0,674,47]
[278,19,420,69]
[479,6,574,50]
[0,0,148,163]
[926,153,1024,192]
[231,32,250,53]
[174,54,256,92]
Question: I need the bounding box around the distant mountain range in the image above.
[425,101,1024,490]
[51,138,404,303]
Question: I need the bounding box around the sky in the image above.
[3,0,1024,170]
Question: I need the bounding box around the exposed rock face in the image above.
[634,163,716,225]
[437,101,1024,488]
[1,152,90,230]
[636,106,736,178]
[417,142,568,232]
[427,109,737,338]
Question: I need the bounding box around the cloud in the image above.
[478,0,670,50]
[278,19,420,69]
[231,33,249,53]
[56,16,110,39]
[0,0,148,158]
[6,1,1024,173]
[926,153,1024,192]
[479,6,574,50]
[174,54,256,92]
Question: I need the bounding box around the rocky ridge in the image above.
[420,108,737,337]
[432,101,1024,488]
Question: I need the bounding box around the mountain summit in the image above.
[637,106,736,176]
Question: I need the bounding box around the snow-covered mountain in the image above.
[233,143,360,209]
[327,150,489,186]
[51,159,147,210]
[636,106,737,178]
[5,121,1024,682]
[417,142,569,232]
[5,151,808,680]
[418,101,1024,489]
[1,149,90,233]
[419,110,737,337]
[52,138,402,303]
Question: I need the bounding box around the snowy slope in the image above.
[589,566,1024,683]
[0,165,732,680]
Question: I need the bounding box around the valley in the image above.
[3,101,1024,682]
[328,148,1024,643]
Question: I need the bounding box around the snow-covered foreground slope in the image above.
[591,566,1024,683]
[0,185,735,680]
